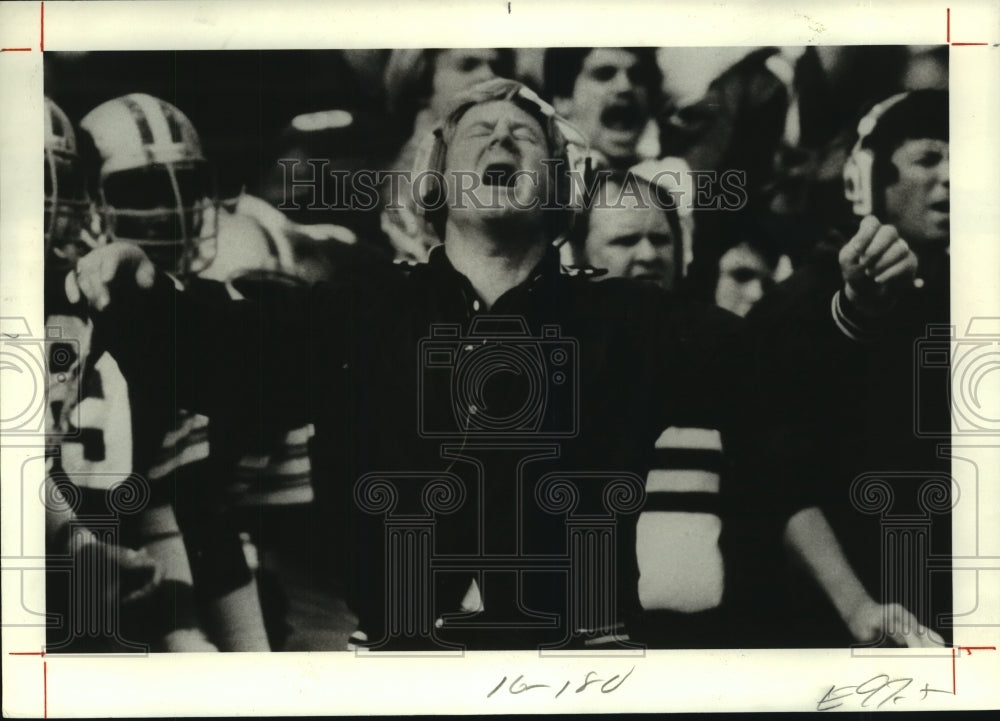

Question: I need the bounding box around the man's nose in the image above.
[488,120,518,149]
[633,237,661,263]
[611,68,635,94]
[939,158,950,189]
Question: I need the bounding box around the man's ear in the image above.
[553,96,574,119]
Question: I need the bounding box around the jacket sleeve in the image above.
[90,271,341,455]
[745,253,867,519]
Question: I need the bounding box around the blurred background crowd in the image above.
[45,45,948,301]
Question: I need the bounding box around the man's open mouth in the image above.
[930,200,950,214]
[482,162,519,187]
[600,102,644,132]
[632,271,664,282]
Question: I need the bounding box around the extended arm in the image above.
[67,243,319,448]
[785,506,944,647]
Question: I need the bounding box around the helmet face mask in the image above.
[81,93,220,276]
[44,149,89,254]
[98,159,219,273]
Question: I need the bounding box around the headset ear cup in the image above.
[843,148,874,217]
[843,92,911,219]
[428,133,447,203]
[413,131,447,217]
[843,155,861,206]
[855,150,874,216]
[556,151,570,207]
[551,148,583,242]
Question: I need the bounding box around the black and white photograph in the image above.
[2,0,998,715]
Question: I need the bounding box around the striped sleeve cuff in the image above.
[831,289,880,343]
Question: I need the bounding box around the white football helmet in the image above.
[79,93,218,274]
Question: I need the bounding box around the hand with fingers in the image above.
[64,242,157,312]
[845,596,946,648]
[72,532,165,607]
[116,545,165,606]
[839,215,919,316]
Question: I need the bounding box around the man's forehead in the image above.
[720,243,772,272]
[604,178,660,208]
[589,182,672,234]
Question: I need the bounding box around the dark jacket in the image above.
[748,239,952,646]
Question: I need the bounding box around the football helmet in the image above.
[44,97,89,257]
[79,93,218,274]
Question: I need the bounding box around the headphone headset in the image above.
[410,82,593,244]
[842,92,910,217]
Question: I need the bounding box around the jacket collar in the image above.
[425,242,563,310]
